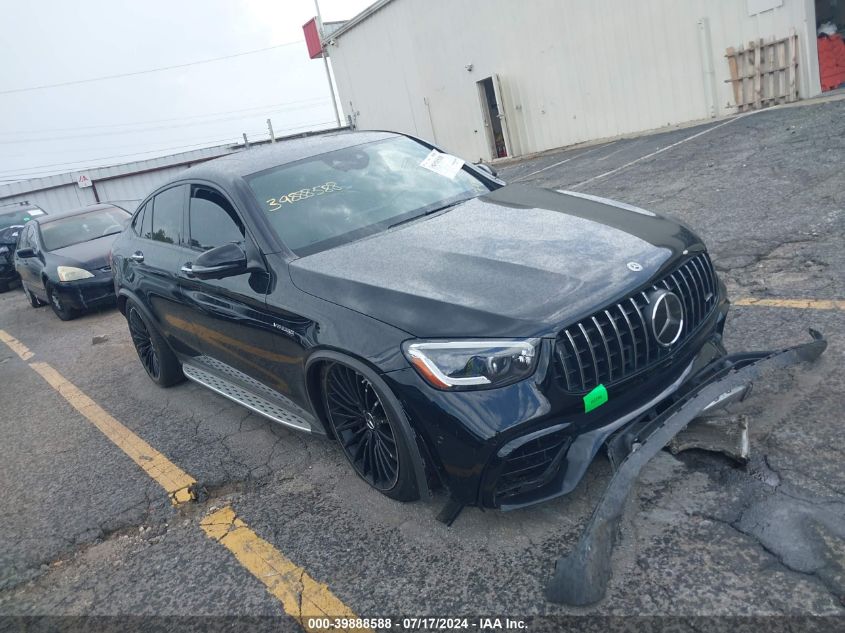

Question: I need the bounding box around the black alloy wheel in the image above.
[128,306,160,381]
[125,300,183,387]
[324,363,400,491]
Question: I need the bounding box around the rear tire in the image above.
[126,300,184,387]
[322,362,421,502]
[46,284,78,321]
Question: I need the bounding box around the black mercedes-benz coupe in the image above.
[111,130,735,511]
[15,203,131,320]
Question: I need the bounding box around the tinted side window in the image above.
[150,186,184,244]
[27,225,40,250]
[140,200,153,239]
[31,226,44,251]
[188,187,245,251]
[17,225,31,249]
[132,202,147,234]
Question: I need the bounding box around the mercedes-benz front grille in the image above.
[554,253,719,393]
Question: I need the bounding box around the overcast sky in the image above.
[0,0,374,183]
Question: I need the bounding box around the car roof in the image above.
[167,130,400,186]
[34,203,126,225]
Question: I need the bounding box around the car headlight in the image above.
[403,339,540,390]
[57,266,94,282]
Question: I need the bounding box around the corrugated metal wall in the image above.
[0,170,181,214]
[0,184,94,215]
[0,145,239,214]
[329,0,818,161]
[94,165,199,203]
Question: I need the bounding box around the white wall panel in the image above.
[329,0,818,160]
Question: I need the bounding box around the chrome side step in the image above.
[191,355,315,421]
[182,362,312,432]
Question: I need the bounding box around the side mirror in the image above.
[15,247,35,259]
[188,243,247,280]
[475,162,498,178]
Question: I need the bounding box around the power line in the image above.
[0,104,334,145]
[0,97,331,137]
[0,138,242,177]
[0,120,337,179]
[0,40,306,95]
[1,117,334,161]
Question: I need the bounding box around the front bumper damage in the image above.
[53,276,115,311]
[545,329,827,606]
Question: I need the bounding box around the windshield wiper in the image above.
[388,198,470,230]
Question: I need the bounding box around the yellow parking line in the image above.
[29,361,196,505]
[202,507,371,633]
[735,298,845,311]
[0,329,34,361]
[2,328,366,629]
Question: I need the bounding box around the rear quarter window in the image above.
[132,202,148,235]
[146,185,185,244]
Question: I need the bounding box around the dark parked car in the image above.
[111,131,738,510]
[0,206,46,292]
[15,203,131,320]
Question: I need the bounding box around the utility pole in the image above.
[314,0,342,128]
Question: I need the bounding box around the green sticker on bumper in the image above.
[583,384,608,413]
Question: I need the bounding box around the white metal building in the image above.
[0,125,355,214]
[326,0,831,162]
[0,145,240,215]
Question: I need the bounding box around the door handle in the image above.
[129,251,144,262]
[180,263,195,277]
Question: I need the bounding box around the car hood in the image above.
[48,234,118,270]
[289,184,703,338]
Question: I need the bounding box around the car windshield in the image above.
[0,208,45,232]
[245,136,492,256]
[40,207,130,251]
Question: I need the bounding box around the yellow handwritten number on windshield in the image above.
[266,182,342,211]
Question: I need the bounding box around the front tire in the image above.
[322,362,421,502]
[46,284,78,320]
[23,284,46,308]
[126,301,183,387]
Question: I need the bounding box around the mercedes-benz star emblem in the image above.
[627,261,643,272]
[648,290,684,347]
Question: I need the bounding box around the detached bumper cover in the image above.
[546,329,827,606]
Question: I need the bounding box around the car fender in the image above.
[117,288,161,334]
[304,349,431,499]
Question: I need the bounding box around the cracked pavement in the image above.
[0,97,843,626]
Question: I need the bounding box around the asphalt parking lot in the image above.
[1,97,844,631]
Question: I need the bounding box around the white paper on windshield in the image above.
[420,149,464,179]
